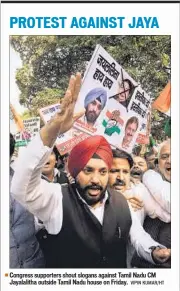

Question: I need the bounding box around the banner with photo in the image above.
[73,44,151,153]
[39,45,151,154]
[10,103,24,135]
[14,117,40,147]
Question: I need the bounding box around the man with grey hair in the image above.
[143,139,171,213]
[132,139,171,268]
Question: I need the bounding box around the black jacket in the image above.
[37,184,132,268]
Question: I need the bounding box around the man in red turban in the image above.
[68,135,113,178]
[68,135,113,205]
[12,73,155,268]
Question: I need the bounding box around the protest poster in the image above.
[128,86,151,147]
[39,103,90,155]
[39,103,61,124]
[14,117,40,147]
[38,45,152,154]
[38,46,152,154]
[73,44,151,153]
[10,103,24,135]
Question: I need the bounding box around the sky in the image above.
[10,46,26,113]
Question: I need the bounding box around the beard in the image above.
[85,111,98,124]
[75,181,107,206]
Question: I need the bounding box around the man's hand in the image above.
[130,177,141,185]
[123,191,144,211]
[66,172,75,184]
[57,73,84,134]
[40,73,85,147]
[152,247,171,264]
[127,196,144,211]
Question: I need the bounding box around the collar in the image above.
[41,168,59,183]
[75,188,109,209]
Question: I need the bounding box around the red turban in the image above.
[68,135,113,178]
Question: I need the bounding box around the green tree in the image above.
[30,88,63,116]
[20,110,32,119]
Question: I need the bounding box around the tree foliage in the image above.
[20,110,32,119]
[11,35,171,140]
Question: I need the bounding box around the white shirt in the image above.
[11,133,163,265]
[123,182,170,266]
[143,170,170,214]
[124,182,170,223]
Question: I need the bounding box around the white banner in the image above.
[14,117,40,147]
[74,44,151,153]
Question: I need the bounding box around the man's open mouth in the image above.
[88,189,101,196]
[131,169,142,177]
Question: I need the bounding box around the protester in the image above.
[143,139,171,211]
[10,133,45,268]
[130,155,148,184]
[11,74,170,268]
[37,150,70,266]
[42,150,69,184]
[121,116,139,150]
[83,87,107,127]
[108,148,171,267]
[144,150,157,170]
[132,139,171,268]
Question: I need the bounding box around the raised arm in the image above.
[11,73,84,234]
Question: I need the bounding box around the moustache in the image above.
[113,179,126,187]
[88,111,97,116]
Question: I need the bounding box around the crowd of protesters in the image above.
[10,73,171,268]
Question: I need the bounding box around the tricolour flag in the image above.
[152,82,171,116]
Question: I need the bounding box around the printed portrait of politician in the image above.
[121,116,139,150]
[110,78,134,108]
[83,87,107,128]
